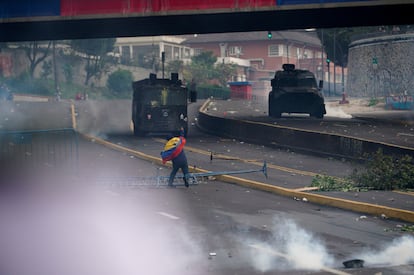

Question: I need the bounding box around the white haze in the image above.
[0,183,203,275]
[248,216,334,272]
[246,216,414,272]
[325,104,352,119]
[354,235,414,267]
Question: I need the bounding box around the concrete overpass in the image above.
[1,0,414,42]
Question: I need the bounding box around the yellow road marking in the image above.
[71,103,77,130]
[153,137,319,178]
[78,134,414,223]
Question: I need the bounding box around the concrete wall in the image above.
[348,33,414,98]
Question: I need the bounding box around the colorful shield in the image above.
[161,136,186,164]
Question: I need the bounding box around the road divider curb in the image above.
[72,103,414,223]
[77,132,414,223]
[198,99,414,161]
[218,173,414,223]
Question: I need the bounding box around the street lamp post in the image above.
[326,58,331,96]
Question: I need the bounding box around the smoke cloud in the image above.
[354,235,414,267]
[325,104,352,119]
[248,216,334,272]
[247,216,414,272]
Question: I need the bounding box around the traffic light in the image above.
[267,31,272,39]
[326,58,330,64]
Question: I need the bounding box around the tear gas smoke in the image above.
[325,105,352,119]
[77,100,131,135]
[354,235,414,267]
[249,216,334,272]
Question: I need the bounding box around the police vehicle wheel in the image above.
[311,110,324,119]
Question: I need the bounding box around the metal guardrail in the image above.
[0,128,79,176]
[95,162,267,188]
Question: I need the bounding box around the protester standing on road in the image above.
[161,128,189,188]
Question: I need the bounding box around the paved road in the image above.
[203,99,414,149]
[1,99,413,274]
[2,136,412,275]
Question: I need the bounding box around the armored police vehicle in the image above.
[268,64,326,119]
[132,73,188,137]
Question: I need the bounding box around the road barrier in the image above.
[0,128,79,177]
[197,100,414,161]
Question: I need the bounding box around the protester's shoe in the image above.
[184,182,189,188]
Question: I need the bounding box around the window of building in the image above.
[183,48,191,58]
[268,44,281,57]
[193,48,203,56]
[315,51,323,58]
[229,46,242,56]
[173,46,180,60]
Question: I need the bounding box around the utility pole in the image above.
[327,58,331,96]
[162,51,165,79]
[333,30,336,95]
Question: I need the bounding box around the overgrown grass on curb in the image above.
[385,224,414,233]
[310,175,364,192]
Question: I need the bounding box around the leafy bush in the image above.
[107,69,133,98]
[311,150,414,191]
[368,97,380,106]
[5,75,52,96]
[350,149,414,190]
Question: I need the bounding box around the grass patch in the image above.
[310,175,362,192]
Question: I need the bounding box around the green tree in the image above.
[71,38,116,85]
[317,27,394,67]
[62,63,73,83]
[41,60,52,79]
[186,51,217,85]
[317,27,378,93]
[214,62,237,87]
[21,41,52,79]
[107,69,133,98]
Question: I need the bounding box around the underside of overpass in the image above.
[1,3,414,42]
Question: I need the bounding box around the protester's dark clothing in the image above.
[168,150,189,187]
[161,131,190,187]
